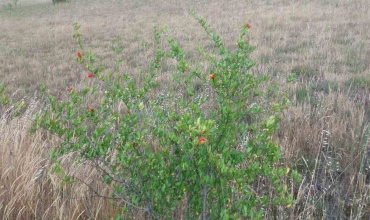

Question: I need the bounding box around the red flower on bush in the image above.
[87,72,94,78]
[89,107,94,112]
[198,135,206,144]
[245,22,252,29]
[209,74,215,80]
[67,87,73,91]
[77,52,82,58]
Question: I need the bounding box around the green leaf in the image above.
[266,115,276,128]
[187,86,195,96]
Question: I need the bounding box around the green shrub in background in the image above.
[32,14,298,219]
[52,0,66,3]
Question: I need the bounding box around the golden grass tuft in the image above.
[0,102,118,219]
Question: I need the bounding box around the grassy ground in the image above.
[1,0,370,219]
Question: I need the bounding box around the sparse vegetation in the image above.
[1,0,370,219]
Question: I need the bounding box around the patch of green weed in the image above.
[292,65,318,81]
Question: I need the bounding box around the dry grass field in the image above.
[1,0,370,219]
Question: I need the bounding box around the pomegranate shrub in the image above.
[32,14,298,219]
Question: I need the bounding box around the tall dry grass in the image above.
[1,0,370,219]
[0,100,118,219]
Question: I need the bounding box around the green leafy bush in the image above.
[32,15,296,219]
[0,83,10,107]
